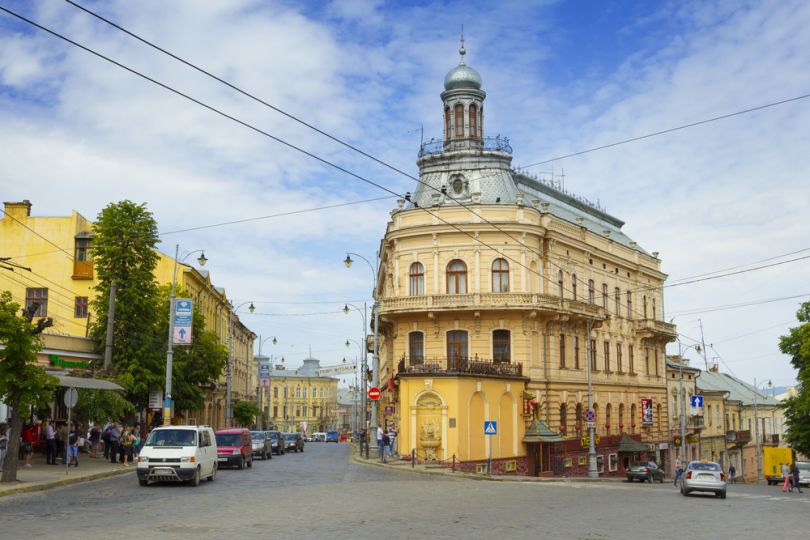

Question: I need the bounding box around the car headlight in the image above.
[180,456,196,463]
[232,449,241,455]
[137,456,148,463]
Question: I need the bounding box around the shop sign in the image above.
[580,434,600,448]
[384,405,395,414]
[659,442,669,450]
[641,398,653,425]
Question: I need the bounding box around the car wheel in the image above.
[720,491,726,499]
[208,464,216,482]
[682,488,690,497]
[138,478,148,486]
[190,467,200,487]
[238,456,245,470]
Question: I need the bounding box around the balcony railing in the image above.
[418,136,513,158]
[72,259,94,279]
[397,355,523,378]
[687,415,705,429]
[633,318,677,339]
[725,430,751,444]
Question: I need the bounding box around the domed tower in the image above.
[412,35,516,208]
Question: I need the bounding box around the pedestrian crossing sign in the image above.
[484,421,497,435]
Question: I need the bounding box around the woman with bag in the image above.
[120,426,135,466]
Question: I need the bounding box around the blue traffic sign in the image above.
[484,421,497,435]
[691,395,704,408]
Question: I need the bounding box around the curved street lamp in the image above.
[164,245,207,426]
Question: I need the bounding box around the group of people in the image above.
[781,462,803,493]
[44,420,85,467]
[377,425,397,463]
[100,423,140,466]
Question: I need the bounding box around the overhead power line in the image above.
[669,247,810,283]
[669,293,810,317]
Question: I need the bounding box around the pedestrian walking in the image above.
[376,425,383,455]
[45,421,57,465]
[0,424,8,471]
[20,423,35,468]
[102,423,112,459]
[89,425,100,458]
[387,426,397,457]
[791,463,803,493]
[120,426,135,466]
[57,422,69,465]
[728,464,736,484]
[109,424,121,464]
[67,423,80,467]
[782,463,792,492]
[673,457,684,486]
[381,431,390,463]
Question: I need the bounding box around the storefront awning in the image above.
[617,434,647,453]
[523,420,566,443]
[46,372,124,392]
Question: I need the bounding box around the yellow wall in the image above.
[266,375,339,431]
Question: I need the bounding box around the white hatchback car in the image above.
[136,426,217,486]
[680,460,726,498]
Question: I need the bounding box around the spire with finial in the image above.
[459,25,466,65]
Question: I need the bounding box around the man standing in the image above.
[377,425,383,459]
[791,463,803,493]
[45,421,56,465]
[673,457,684,486]
[57,422,69,465]
[728,464,736,484]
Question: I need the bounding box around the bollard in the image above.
[452,454,456,473]
[412,449,415,468]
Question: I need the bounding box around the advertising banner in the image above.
[318,363,357,377]
[641,398,654,425]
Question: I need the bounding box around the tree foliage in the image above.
[74,388,135,424]
[89,200,162,408]
[778,301,810,456]
[0,291,58,482]
[232,400,261,428]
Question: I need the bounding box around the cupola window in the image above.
[469,104,478,138]
[454,104,464,139]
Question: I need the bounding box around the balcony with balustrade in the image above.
[397,355,524,380]
[633,318,678,341]
[725,429,752,448]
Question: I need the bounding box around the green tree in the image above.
[155,285,227,414]
[73,388,135,424]
[90,201,163,409]
[0,291,58,482]
[778,301,810,456]
[232,401,261,428]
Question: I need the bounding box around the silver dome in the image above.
[444,64,482,91]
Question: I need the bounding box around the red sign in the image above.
[368,387,381,401]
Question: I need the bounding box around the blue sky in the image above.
[1,0,808,388]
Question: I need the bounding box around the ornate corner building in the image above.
[375,42,677,476]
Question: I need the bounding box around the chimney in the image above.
[3,200,32,219]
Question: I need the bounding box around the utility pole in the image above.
[103,281,116,370]
[226,321,233,427]
[371,259,380,458]
[586,319,597,478]
[679,365,687,463]
[698,318,709,370]
[754,377,762,485]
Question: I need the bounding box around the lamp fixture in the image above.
[197,252,207,266]
[272,336,277,345]
[343,254,353,268]
[343,304,350,315]
[249,302,255,313]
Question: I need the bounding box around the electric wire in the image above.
[668,293,810,317]
[668,247,810,283]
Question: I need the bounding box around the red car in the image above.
[215,428,253,469]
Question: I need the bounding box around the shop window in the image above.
[409,332,424,364]
[446,260,467,294]
[597,455,604,473]
[609,453,618,472]
[409,262,424,296]
[493,329,510,363]
[491,258,509,292]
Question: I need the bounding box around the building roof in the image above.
[270,358,339,381]
[696,370,779,406]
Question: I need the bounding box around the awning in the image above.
[617,434,647,453]
[46,372,124,392]
[523,420,566,443]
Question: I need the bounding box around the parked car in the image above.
[215,428,253,469]
[626,461,665,483]
[136,425,217,487]
[250,431,272,460]
[325,431,339,443]
[680,460,726,498]
[265,430,284,455]
[312,432,326,442]
[796,461,810,486]
[283,432,305,453]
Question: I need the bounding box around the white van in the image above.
[136,425,217,486]
[312,432,327,442]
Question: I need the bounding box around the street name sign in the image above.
[484,421,497,435]
[690,395,704,408]
[318,363,357,377]
[368,387,381,400]
[172,298,193,345]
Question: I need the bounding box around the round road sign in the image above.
[368,387,381,401]
[64,387,78,408]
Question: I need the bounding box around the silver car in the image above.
[680,460,726,498]
[797,461,810,486]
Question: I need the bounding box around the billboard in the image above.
[318,363,357,377]
[641,398,654,425]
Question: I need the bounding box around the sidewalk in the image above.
[0,451,134,497]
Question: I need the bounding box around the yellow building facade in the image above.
[262,358,339,433]
[374,46,677,476]
[0,200,255,428]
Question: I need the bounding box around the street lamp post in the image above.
[227,301,255,426]
[164,244,207,426]
[344,253,380,457]
[344,303,368,447]
[753,377,773,484]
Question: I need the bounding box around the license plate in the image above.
[698,474,714,480]
[217,457,227,462]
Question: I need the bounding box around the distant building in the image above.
[264,358,339,433]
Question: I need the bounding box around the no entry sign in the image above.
[368,387,381,401]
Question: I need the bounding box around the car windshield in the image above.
[796,462,810,471]
[216,434,243,446]
[251,432,265,440]
[284,434,298,440]
[689,462,721,471]
[145,429,196,447]
[327,431,338,437]
[266,431,279,438]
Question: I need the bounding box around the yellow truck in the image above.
[763,447,793,485]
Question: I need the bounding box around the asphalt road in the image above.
[0,443,806,539]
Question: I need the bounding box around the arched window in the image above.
[572,273,577,300]
[409,262,424,296]
[559,403,567,433]
[492,258,509,292]
[618,403,625,431]
[630,403,637,433]
[469,104,478,138]
[493,329,510,363]
[454,104,464,139]
[446,259,467,294]
[605,403,612,433]
[558,270,564,296]
[575,403,583,432]
[444,107,451,139]
[447,330,468,370]
[409,331,424,365]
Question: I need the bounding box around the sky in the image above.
[1,0,808,389]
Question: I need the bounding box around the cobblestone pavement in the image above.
[0,443,805,540]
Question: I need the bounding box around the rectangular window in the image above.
[626,291,633,318]
[629,345,635,373]
[283,405,287,418]
[574,336,580,369]
[654,349,659,376]
[493,330,511,363]
[313,388,318,399]
[74,296,88,318]
[616,343,623,373]
[588,280,595,304]
[303,388,307,399]
[284,387,288,398]
[603,342,611,373]
[409,263,425,296]
[609,453,618,472]
[558,271,564,297]
[614,287,621,316]
[559,334,566,368]
[708,405,712,426]
[25,288,48,317]
[590,340,597,371]
[73,237,93,279]
[645,348,651,375]
[447,330,468,370]
[273,405,278,418]
[602,284,608,310]
[274,387,278,398]
[571,275,577,300]
[409,332,424,364]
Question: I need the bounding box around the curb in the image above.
[0,467,134,498]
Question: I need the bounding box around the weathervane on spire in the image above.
[459,25,466,65]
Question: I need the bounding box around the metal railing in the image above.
[418,136,513,157]
[725,430,751,443]
[398,355,522,377]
